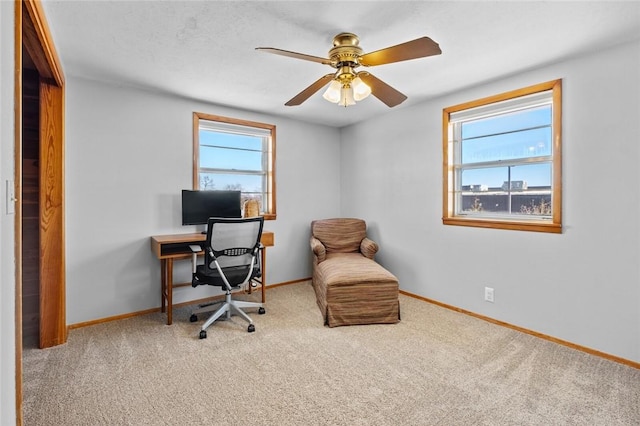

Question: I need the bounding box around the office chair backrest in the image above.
[205,216,264,271]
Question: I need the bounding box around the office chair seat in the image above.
[193,264,261,288]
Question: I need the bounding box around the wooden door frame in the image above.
[15,0,65,423]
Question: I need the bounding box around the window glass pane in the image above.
[199,172,263,192]
[460,190,552,215]
[461,126,551,164]
[460,163,551,192]
[460,193,509,214]
[510,163,551,187]
[200,130,262,151]
[461,105,551,139]
[460,163,552,215]
[514,193,552,216]
[461,166,509,189]
[199,145,263,171]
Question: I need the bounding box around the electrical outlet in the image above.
[484,286,494,303]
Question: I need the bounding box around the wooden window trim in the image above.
[442,79,562,233]
[192,112,277,220]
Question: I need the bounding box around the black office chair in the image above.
[189,216,266,338]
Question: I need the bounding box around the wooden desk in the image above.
[150,231,274,325]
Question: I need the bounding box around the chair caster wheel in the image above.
[258,307,266,315]
[199,330,207,339]
[248,324,255,333]
[190,314,198,322]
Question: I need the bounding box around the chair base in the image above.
[191,290,265,337]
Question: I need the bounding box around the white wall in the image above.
[340,40,640,363]
[65,77,341,324]
[0,1,17,424]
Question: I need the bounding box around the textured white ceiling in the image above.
[41,1,640,128]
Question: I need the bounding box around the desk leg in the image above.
[166,258,174,325]
[160,259,167,313]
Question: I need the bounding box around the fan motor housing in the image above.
[328,32,363,68]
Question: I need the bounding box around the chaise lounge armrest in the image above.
[310,236,326,263]
[360,237,378,259]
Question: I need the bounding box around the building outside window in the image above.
[442,80,562,233]
[193,112,276,219]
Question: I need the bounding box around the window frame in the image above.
[193,112,276,220]
[442,80,562,233]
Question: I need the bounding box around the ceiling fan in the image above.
[256,32,441,108]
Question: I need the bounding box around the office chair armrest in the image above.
[360,238,379,259]
[310,236,326,263]
[189,245,202,274]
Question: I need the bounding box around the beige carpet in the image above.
[23,282,639,425]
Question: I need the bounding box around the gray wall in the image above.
[340,40,640,363]
[0,1,17,424]
[65,77,341,324]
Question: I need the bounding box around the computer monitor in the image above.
[181,190,242,226]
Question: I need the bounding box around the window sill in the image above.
[443,217,561,234]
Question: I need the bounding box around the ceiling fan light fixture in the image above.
[322,80,342,103]
[352,76,371,101]
[339,85,356,107]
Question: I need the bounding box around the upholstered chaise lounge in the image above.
[310,218,400,327]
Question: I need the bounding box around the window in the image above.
[442,80,562,233]
[193,112,276,220]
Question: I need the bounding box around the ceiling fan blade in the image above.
[285,74,335,106]
[358,72,407,107]
[255,47,332,65]
[359,37,441,67]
